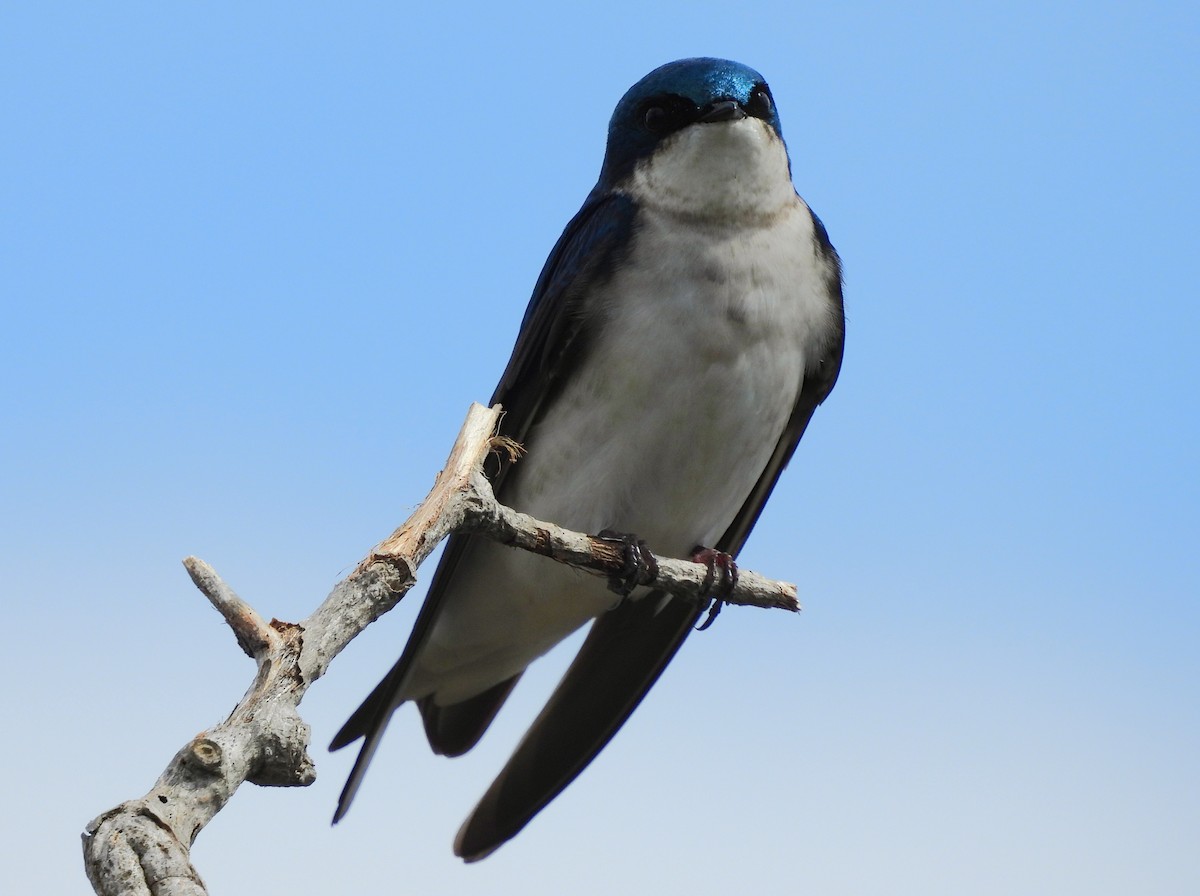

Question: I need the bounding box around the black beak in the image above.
[698,99,747,123]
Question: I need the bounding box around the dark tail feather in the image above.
[330,657,407,751]
[331,665,521,821]
[330,659,410,821]
[454,592,701,861]
[420,674,522,757]
[332,714,392,823]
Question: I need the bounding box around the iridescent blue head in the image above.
[599,58,784,186]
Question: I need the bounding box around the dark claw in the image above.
[597,529,659,598]
[691,546,738,631]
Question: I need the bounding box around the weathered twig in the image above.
[81,402,799,895]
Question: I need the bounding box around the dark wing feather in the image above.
[492,189,639,440]
[453,207,845,860]
[329,192,638,822]
[455,590,701,861]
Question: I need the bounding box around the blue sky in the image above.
[2,2,1197,893]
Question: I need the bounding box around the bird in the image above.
[330,56,845,861]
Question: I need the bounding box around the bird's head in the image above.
[599,58,793,218]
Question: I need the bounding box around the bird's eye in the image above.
[639,95,693,135]
[748,86,773,119]
[643,104,668,132]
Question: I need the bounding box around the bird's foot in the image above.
[597,529,659,598]
[691,546,739,631]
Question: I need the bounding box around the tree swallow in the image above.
[331,57,845,861]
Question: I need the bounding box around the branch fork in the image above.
[82,402,800,895]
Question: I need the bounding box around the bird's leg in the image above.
[691,546,739,631]
[596,529,659,598]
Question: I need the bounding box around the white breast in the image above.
[408,118,839,704]
[517,117,836,553]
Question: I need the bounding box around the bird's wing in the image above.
[329,192,639,821]
[453,208,846,861]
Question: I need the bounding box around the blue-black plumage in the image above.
[331,57,845,861]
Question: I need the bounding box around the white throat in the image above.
[625,118,796,223]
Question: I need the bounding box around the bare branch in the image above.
[82,402,799,894]
[183,557,276,659]
[467,488,799,612]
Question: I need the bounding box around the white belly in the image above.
[406,197,833,705]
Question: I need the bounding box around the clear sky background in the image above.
[3,2,1197,893]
